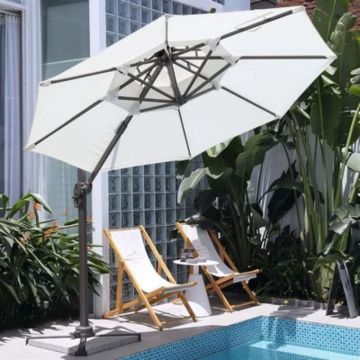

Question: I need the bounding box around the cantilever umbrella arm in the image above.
[70,114,134,352]
[27,115,139,357]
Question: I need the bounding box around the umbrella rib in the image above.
[130,58,159,67]
[178,108,191,157]
[219,9,294,41]
[175,58,202,72]
[118,96,172,103]
[187,63,231,98]
[222,86,277,117]
[43,68,118,85]
[89,64,165,182]
[183,48,214,98]
[168,10,296,69]
[189,87,215,101]
[32,99,104,147]
[173,60,216,97]
[139,63,164,104]
[139,103,175,113]
[117,62,159,91]
[165,55,182,104]
[174,60,277,117]
[88,115,133,184]
[172,43,205,58]
[122,70,175,101]
[43,58,159,86]
[238,55,328,60]
[178,56,223,61]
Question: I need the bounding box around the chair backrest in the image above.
[179,223,234,277]
[106,228,170,293]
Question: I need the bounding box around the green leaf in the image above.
[235,133,277,180]
[206,138,234,158]
[329,204,360,234]
[310,91,342,148]
[312,0,350,40]
[24,193,53,213]
[177,168,222,204]
[0,279,21,303]
[349,85,360,96]
[175,160,190,178]
[0,194,9,213]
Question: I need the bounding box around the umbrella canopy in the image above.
[27,6,335,173]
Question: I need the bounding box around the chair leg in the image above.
[177,292,196,322]
[137,291,164,330]
[242,282,259,303]
[116,263,124,312]
[204,270,233,312]
[103,307,123,318]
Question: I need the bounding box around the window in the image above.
[0,12,21,202]
[41,0,90,224]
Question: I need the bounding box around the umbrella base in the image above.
[26,330,141,357]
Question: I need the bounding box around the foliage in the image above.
[177,0,360,302]
[252,227,315,299]
[177,133,278,270]
[0,193,109,330]
[274,1,360,300]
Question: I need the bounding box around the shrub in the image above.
[0,193,109,330]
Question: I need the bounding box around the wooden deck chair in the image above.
[103,226,196,330]
[176,222,260,312]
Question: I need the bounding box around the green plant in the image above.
[262,0,360,301]
[177,133,278,270]
[0,193,109,330]
[177,0,360,304]
[253,226,315,299]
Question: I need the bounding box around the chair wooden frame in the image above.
[176,222,260,312]
[103,226,196,330]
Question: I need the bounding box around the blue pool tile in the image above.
[121,316,360,360]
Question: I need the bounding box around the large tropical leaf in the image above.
[329,204,360,234]
[267,164,302,225]
[177,167,223,203]
[310,91,342,148]
[312,0,350,40]
[328,12,358,91]
[235,133,277,180]
[346,152,360,172]
[349,67,360,96]
[310,12,360,148]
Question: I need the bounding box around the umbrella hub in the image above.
[113,44,233,113]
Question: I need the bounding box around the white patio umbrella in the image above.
[26,6,335,356]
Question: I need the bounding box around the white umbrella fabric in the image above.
[27,6,335,172]
[26,6,335,356]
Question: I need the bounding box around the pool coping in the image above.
[1,301,360,360]
[121,314,360,359]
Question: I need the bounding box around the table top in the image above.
[173,259,218,267]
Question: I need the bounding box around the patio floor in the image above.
[1,296,360,360]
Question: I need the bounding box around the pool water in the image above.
[203,339,360,360]
[123,316,360,360]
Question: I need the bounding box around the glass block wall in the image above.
[106,0,206,46]
[105,0,208,306]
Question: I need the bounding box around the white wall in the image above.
[89,0,109,318]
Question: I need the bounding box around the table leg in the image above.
[185,272,212,317]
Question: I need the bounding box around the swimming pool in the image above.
[122,316,360,360]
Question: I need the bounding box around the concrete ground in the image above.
[1,296,360,360]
